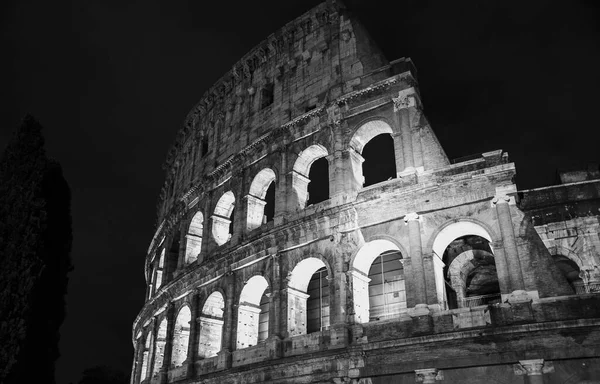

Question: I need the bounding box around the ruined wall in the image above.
[132,1,600,384]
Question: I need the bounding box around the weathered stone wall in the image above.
[131,1,600,384]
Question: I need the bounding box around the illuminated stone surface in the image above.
[131,2,600,383]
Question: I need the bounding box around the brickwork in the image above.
[132,1,600,383]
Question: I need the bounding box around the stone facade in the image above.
[131,1,600,383]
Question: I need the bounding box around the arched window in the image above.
[171,306,191,367]
[444,235,500,309]
[307,157,329,206]
[247,169,276,231]
[153,250,165,295]
[552,255,583,293]
[211,191,235,246]
[140,331,152,381]
[291,145,329,209]
[362,134,396,187]
[287,258,330,336]
[185,212,203,265]
[152,318,167,376]
[198,292,225,358]
[236,276,270,349]
[167,231,181,280]
[350,120,396,188]
[351,239,405,323]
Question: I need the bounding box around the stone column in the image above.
[269,253,282,338]
[159,303,176,384]
[393,88,419,176]
[132,337,144,384]
[513,359,554,384]
[493,194,525,291]
[415,368,443,383]
[405,213,428,306]
[147,318,157,381]
[218,271,235,369]
[186,291,200,379]
[274,149,288,223]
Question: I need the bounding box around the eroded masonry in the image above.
[131,1,600,383]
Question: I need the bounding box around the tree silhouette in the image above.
[0,115,73,384]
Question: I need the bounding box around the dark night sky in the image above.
[1,1,599,383]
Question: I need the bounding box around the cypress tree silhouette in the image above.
[0,115,73,384]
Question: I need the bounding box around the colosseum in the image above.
[131,1,600,383]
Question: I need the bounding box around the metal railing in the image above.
[461,293,502,308]
[574,281,600,294]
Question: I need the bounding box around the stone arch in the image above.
[171,305,191,367]
[236,275,270,349]
[247,168,277,230]
[291,144,329,209]
[547,245,584,269]
[349,119,394,154]
[447,249,499,306]
[153,249,165,295]
[429,220,496,307]
[351,239,405,323]
[287,257,331,336]
[140,329,153,381]
[211,191,235,246]
[350,119,397,187]
[152,317,168,376]
[198,291,225,358]
[185,211,203,265]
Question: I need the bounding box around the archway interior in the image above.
[307,267,330,333]
[237,276,269,349]
[198,292,224,358]
[140,332,152,380]
[264,182,276,223]
[367,250,405,321]
[443,235,500,309]
[185,212,203,265]
[167,231,181,280]
[307,157,329,206]
[362,133,397,187]
[152,319,168,376]
[287,258,329,336]
[171,306,191,367]
[553,255,583,293]
[212,191,235,245]
[154,250,165,292]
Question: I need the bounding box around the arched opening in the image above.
[171,306,191,367]
[350,120,396,188]
[140,332,152,381]
[292,145,329,209]
[236,276,270,349]
[307,157,329,206]
[198,292,224,358]
[211,191,235,246]
[444,235,500,309]
[351,239,405,323]
[185,212,203,265]
[287,258,330,336]
[152,318,167,377]
[153,250,165,295]
[553,255,583,293]
[167,231,181,280]
[247,168,277,231]
[362,134,397,187]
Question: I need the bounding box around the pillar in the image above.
[513,359,554,384]
[147,318,157,381]
[269,253,282,338]
[415,368,443,383]
[405,213,428,305]
[391,132,406,177]
[186,291,200,379]
[218,271,235,369]
[159,303,176,384]
[393,88,418,175]
[493,194,525,291]
[274,149,288,223]
[132,338,144,384]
